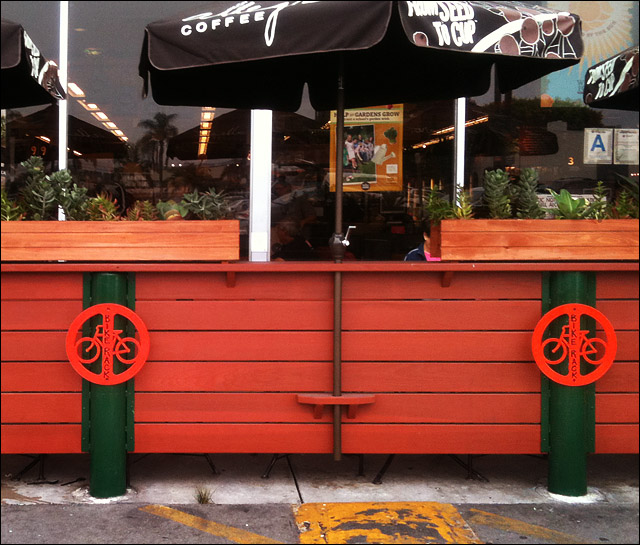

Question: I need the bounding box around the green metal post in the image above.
[88,273,129,498]
[546,271,596,496]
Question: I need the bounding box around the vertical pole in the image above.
[58,0,69,220]
[89,273,128,498]
[249,109,273,262]
[453,97,466,206]
[330,55,346,461]
[546,271,595,496]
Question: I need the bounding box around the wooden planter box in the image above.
[431,219,639,261]
[1,220,240,262]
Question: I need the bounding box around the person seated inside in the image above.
[272,219,314,261]
[404,219,441,262]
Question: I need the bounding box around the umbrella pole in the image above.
[330,55,345,461]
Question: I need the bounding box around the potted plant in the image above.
[1,157,240,262]
[427,168,638,261]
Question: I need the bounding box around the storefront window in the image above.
[2,1,638,261]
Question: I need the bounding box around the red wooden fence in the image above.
[2,263,638,455]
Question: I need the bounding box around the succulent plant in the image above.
[1,189,26,221]
[514,168,546,219]
[483,168,512,219]
[86,192,120,221]
[126,200,158,221]
[181,188,230,220]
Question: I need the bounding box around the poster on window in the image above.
[329,104,403,192]
[584,128,613,164]
[614,129,639,165]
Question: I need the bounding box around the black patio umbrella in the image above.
[139,1,584,458]
[1,19,65,108]
[167,109,325,160]
[139,1,583,253]
[583,45,639,111]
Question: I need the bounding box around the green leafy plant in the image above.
[547,188,590,219]
[584,181,610,220]
[86,192,120,221]
[423,189,454,224]
[483,168,512,219]
[610,174,639,219]
[514,168,546,219]
[19,157,58,220]
[1,189,25,221]
[126,200,158,221]
[181,188,230,220]
[156,200,189,220]
[50,169,90,220]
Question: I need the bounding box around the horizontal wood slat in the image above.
[136,272,334,301]
[2,423,634,455]
[1,424,82,454]
[1,272,83,300]
[135,423,334,454]
[595,425,640,453]
[596,272,640,299]
[1,300,83,330]
[441,219,639,233]
[137,300,333,331]
[438,219,639,261]
[595,394,639,423]
[133,393,540,424]
[2,299,634,333]
[1,220,239,262]
[342,424,541,454]
[343,272,541,300]
[133,423,542,454]
[1,393,81,423]
[3,361,636,394]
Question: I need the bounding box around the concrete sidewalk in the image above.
[2,453,638,506]
[2,453,638,544]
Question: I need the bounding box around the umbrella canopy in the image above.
[167,109,325,160]
[1,18,65,108]
[139,1,583,111]
[583,45,639,111]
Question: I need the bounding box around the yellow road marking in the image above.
[139,504,282,544]
[295,501,482,544]
[467,509,597,544]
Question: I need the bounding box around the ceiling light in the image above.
[92,112,109,121]
[67,82,85,97]
[79,101,99,111]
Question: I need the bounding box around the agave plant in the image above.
[181,188,230,220]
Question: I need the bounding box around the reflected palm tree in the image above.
[137,112,178,188]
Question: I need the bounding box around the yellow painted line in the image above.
[139,504,282,544]
[295,501,482,544]
[467,509,597,544]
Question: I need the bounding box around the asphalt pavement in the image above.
[2,452,638,544]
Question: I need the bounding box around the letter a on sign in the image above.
[591,134,606,152]
[584,128,613,164]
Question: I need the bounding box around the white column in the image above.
[249,109,273,261]
[454,97,466,205]
[58,0,69,220]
